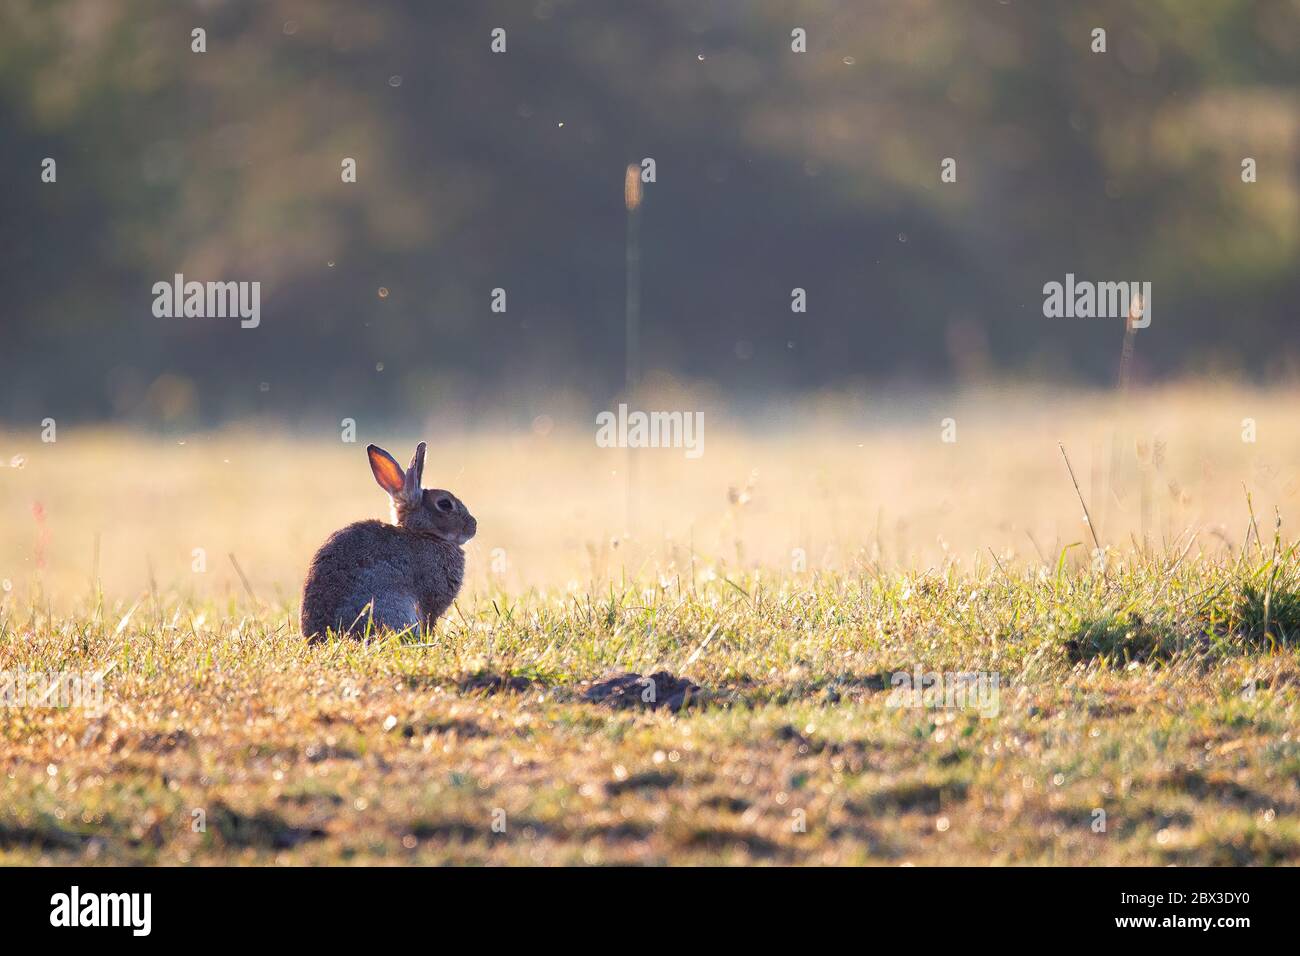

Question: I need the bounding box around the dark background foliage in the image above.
[2,0,1297,426]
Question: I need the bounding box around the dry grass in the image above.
[1,384,1299,864]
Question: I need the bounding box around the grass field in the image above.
[2,384,1299,864]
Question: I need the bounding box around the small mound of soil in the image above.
[582,670,703,713]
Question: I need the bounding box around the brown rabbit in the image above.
[301,442,476,640]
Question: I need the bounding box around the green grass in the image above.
[2,547,1299,865]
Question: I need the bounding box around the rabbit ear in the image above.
[404,442,427,495]
[367,444,406,497]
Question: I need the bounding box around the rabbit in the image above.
[301,441,476,641]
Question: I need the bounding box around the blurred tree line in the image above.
[1,0,1297,427]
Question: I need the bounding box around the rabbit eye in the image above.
[435,497,454,513]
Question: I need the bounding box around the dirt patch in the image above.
[575,820,656,842]
[581,671,703,712]
[857,780,969,815]
[406,819,490,842]
[773,724,875,765]
[457,670,539,695]
[303,742,360,762]
[819,672,892,694]
[701,793,751,814]
[1086,700,1138,718]
[400,718,487,739]
[774,723,825,754]
[1157,767,1291,814]
[1052,805,1195,835]
[279,790,345,808]
[119,729,193,754]
[208,803,327,850]
[605,770,679,796]
[0,820,94,852]
[405,817,550,842]
[683,826,785,860]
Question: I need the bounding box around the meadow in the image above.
[1,384,1298,864]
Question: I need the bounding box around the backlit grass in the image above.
[2,385,1299,863]
[1,549,1297,864]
